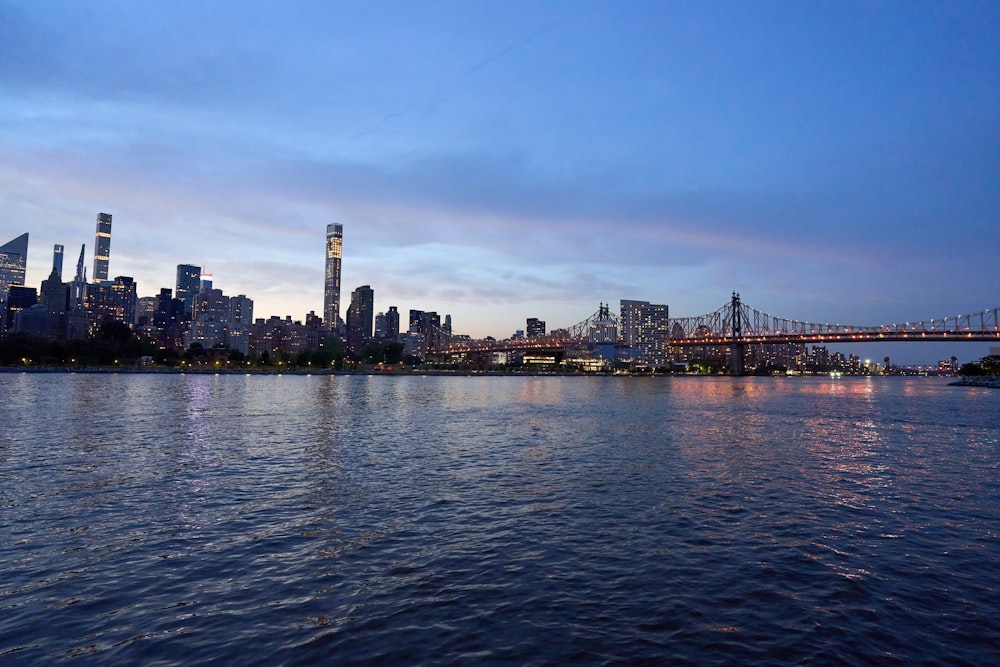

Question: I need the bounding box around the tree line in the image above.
[0,322,415,369]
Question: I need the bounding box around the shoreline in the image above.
[0,365,966,380]
[948,376,1000,389]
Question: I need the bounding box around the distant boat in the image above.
[829,370,843,379]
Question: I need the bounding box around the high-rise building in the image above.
[346,284,374,352]
[620,300,649,348]
[149,288,185,349]
[70,244,87,309]
[82,276,137,334]
[635,303,669,367]
[175,264,201,317]
[92,212,112,282]
[5,285,37,331]
[526,317,546,338]
[409,309,424,333]
[39,260,70,340]
[52,244,64,281]
[136,296,158,326]
[0,232,28,304]
[324,224,343,331]
[385,306,400,341]
[228,294,254,355]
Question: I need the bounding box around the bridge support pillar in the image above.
[728,291,746,376]
[729,344,745,376]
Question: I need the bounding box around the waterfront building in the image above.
[385,306,400,341]
[346,284,374,353]
[0,233,28,305]
[81,276,137,335]
[324,223,343,331]
[175,264,201,318]
[250,315,320,361]
[188,287,229,349]
[148,288,185,349]
[92,213,113,282]
[620,299,652,348]
[618,300,671,367]
[635,303,669,367]
[405,309,443,358]
[228,294,254,355]
[374,312,386,340]
[526,317,546,338]
[186,286,254,355]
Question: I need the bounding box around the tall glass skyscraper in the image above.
[0,232,29,303]
[92,212,113,282]
[52,244,64,281]
[175,264,202,317]
[324,223,343,330]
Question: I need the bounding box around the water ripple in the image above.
[1,375,998,664]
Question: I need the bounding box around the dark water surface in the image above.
[2,373,998,664]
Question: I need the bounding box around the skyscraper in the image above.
[346,284,374,352]
[0,233,28,303]
[80,276,137,335]
[40,247,69,340]
[52,244,64,281]
[324,223,343,331]
[526,317,546,338]
[70,244,87,309]
[4,285,36,332]
[175,264,202,317]
[92,212,112,282]
[636,303,669,367]
[619,300,649,347]
[385,306,400,341]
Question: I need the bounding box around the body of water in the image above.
[2,373,998,664]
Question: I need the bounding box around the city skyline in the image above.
[2,2,998,364]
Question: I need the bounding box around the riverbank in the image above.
[0,366,596,377]
[948,376,1000,388]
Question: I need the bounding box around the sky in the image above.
[2,0,998,364]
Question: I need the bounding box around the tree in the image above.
[98,320,133,343]
[361,342,383,364]
[961,355,1000,376]
[383,342,404,364]
[319,336,346,370]
[183,342,205,360]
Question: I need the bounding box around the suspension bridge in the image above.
[427,293,1000,373]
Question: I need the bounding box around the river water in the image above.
[1,373,998,664]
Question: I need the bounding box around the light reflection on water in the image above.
[1,373,998,664]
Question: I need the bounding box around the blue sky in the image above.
[2,1,998,363]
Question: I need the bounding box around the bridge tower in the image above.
[729,291,746,376]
